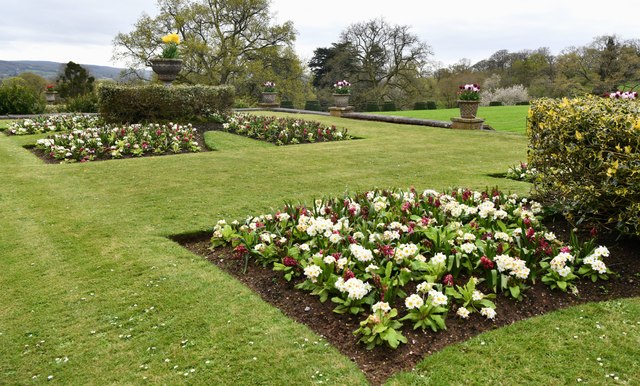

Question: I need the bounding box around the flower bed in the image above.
[35,122,200,162]
[7,114,104,135]
[505,161,538,182]
[221,113,350,145]
[211,187,612,350]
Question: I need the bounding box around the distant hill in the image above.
[0,60,149,81]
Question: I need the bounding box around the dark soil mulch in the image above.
[173,219,640,385]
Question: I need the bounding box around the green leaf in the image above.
[509,285,521,299]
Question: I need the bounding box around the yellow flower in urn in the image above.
[160,33,181,58]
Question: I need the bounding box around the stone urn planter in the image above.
[333,93,351,108]
[150,58,183,85]
[261,92,277,104]
[457,100,480,119]
[45,92,57,103]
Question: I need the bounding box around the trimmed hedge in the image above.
[489,101,503,106]
[304,100,321,111]
[280,100,294,109]
[365,101,379,112]
[527,96,640,236]
[382,101,396,111]
[98,84,234,123]
[413,101,437,110]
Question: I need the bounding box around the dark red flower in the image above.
[526,227,535,240]
[590,226,598,237]
[379,244,395,257]
[560,246,571,253]
[343,270,355,281]
[283,256,298,267]
[480,255,494,269]
[233,245,248,259]
[496,243,504,254]
[331,252,342,260]
[401,202,411,212]
[523,217,531,226]
[443,274,454,286]
[348,236,357,244]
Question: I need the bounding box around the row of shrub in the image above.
[98,84,234,123]
[528,95,640,236]
[279,100,438,112]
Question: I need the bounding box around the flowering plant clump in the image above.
[35,122,200,162]
[160,33,181,59]
[262,81,276,93]
[211,187,614,349]
[458,84,481,101]
[333,80,351,95]
[505,161,538,182]
[221,113,350,145]
[7,114,105,136]
[607,91,637,99]
[45,85,56,93]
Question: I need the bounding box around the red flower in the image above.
[233,245,248,259]
[480,256,494,269]
[526,227,535,240]
[443,274,454,286]
[560,246,571,253]
[343,270,355,281]
[379,244,395,257]
[283,256,298,267]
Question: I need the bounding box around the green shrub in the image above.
[382,101,396,111]
[0,77,46,115]
[98,84,234,123]
[489,101,503,106]
[527,95,640,236]
[64,93,99,113]
[516,101,530,105]
[304,100,321,111]
[365,101,379,112]
[280,100,294,109]
[413,101,428,110]
[426,101,437,110]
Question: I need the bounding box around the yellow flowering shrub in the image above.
[527,95,640,236]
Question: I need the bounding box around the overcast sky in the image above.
[2,0,639,69]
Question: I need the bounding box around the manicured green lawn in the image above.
[376,105,531,134]
[1,113,637,385]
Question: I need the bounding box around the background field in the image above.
[376,105,531,134]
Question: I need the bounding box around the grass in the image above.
[375,105,531,134]
[1,112,637,385]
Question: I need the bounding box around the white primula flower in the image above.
[405,294,424,310]
[430,252,447,265]
[416,282,435,293]
[304,265,322,283]
[460,243,477,254]
[349,244,374,262]
[333,258,346,270]
[299,243,310,252]
[323,255,335,265]
[494,232,510,242]
[472,290,484,301]
[457,307,471,319]
[338,278,372,300]
[593,246,610,258]
[365,264,379,273]
[428,290,448,307]
[372,301,391,314]
[557,266,572,278]
[329,233,342,244]
[276,212,290,222]
[480,307,497,320]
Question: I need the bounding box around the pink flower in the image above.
[443,274,454,286]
